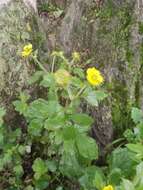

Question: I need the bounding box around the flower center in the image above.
[91,75,97,81]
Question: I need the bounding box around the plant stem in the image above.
[67,86,73,101]
[51,56,56,73]
[33,57,47,73]
[74,85,86,99]
[105,138,125,150]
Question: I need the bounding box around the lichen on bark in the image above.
[0,0,37,112]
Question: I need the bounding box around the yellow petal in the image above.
[103,185,114,190]
[86,67,104,86]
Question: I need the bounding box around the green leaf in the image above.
[136,123,143,139]
[136,185,143,190]
[8,128,21,144]
[53,130,63,145]
[108,168,122,185]
[13,165,24,177]
[27,99,49,119]
[62,126,77,141]
[93,170,105,189]
[13,100,26,115]
[131,107,143,124]
[126,143,143,154]
[19,92,30,102]
[28,118,44,136]
[85,59,92,65]
[73,68,85,79]
[76,134,98,160]
[94,90,108,101]
[84,90,107,106]
[79,166,105,189]
[18,145,26,155]
[70,113,93,126]
[25,186,34,190]
[85,90,98,106]
[27,99,62,120]
[46,160,57,172]
[44,112,65,131]
[134,162,143,186]
[79,174,89,189]
[122,179,135,190]
[40,73,55,88]
[0,133,4,147]
[3,151,13,165]
[71,77,84,88]
[13,92,29,116]
[126,143,143,159]
[136,162,143,177]
[32,158,48,180]
[29,71,44,84]
[0,158,4,171]
[109,148,137,178]
[63,140,75,154]
[124,129,135,142]
[34,177,49,190]
[48,86,58,101]
[60,152,83,178]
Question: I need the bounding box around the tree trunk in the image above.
[0,0,45,123]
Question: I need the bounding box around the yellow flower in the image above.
[72,51,81,62]
[103,185,114,190]
[86,67,104,86]
[22,43,33,58]
[54,69,71,87]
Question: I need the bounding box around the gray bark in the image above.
[0,0,38,117]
